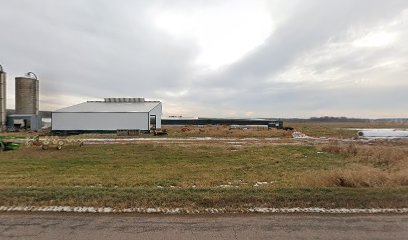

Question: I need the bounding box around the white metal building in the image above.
[52,98,162,132]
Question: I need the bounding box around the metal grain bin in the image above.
[0,64,6,131]
[15,72,39,115]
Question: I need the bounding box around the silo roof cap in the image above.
[24,72,38,80]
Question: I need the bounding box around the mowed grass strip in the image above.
[0,144,346,188]
[1,187,407,209]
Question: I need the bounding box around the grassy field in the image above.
[1,187,407,209]
[55,126,293,139]
[3,121,407,140]
[289,121,408,138]
[1,140,408,208]
[162,126,293,138]
[1,144,344,188]
[162,121,407,139]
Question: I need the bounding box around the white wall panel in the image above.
[149,103,162,129]
[52,112,149,131]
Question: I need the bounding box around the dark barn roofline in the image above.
[162,118,284,129]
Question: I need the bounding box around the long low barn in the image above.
[161,117,283,129]
[52,98,162,133]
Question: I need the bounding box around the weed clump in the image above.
[321,142,408,167]
[298,167,390,188]
[321,143,358,156]
[302,141,408,188]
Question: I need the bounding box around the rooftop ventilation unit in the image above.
[104,98,145,103]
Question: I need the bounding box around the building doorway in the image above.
[150,115,157,130]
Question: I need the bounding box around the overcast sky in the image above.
[1,0,407,118]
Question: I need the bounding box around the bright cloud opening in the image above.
[353,31,398,48]
[154,1,274,69]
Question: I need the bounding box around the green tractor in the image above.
[0,136,22,151]
[0,135,41,151]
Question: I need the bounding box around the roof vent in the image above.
[104,98,145,103]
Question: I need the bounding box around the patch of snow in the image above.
[217,185,238,188]
[1,206,407,214]
[254,181,270,187]
[292,132,310,139]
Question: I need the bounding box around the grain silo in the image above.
[0,64,6,131]
[15,72,39,115]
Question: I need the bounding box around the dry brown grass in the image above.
[164,125,293,138]
[299,167,408,188]
[298,166,389,187]
[321,142,408,167]
[299,141,408,187]
[392,169,408,186]
[321,142,358,156]
[290,121,408,138]
[59,126,293,139]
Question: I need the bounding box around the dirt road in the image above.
[0,213,407,239]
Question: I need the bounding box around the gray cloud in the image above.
[203,0,407,85]
[1,1,198,99]
[0,0,407,118]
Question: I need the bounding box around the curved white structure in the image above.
[358,129,408,138]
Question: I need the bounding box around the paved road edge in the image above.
[1,206,408,214]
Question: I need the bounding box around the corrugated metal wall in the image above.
[52,112,150,131]
[15,77,39,115]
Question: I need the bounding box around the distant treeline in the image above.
[283,117,369,123]
[282,117,408,123]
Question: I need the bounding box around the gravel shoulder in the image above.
[1,213,407,240]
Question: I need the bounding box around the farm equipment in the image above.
[37,137,84,150]
[0,136,22,151]
[0,135,40,151]
[0,135,84,151]
[153,129,168,136]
